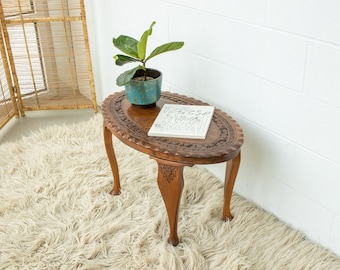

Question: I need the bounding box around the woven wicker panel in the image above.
[0,26,18,129]
[1,0,97,112]
[1,0,32,17]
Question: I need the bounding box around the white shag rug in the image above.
[0,114,340,270]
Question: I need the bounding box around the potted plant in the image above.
[112,21,184,107]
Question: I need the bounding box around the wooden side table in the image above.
[102,91,244,246]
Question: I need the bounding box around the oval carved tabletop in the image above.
[102,91,244,246]
[102,91,244,164]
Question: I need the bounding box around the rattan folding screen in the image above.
[0,0,97,129]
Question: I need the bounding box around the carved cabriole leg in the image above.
[103,124,121,195]
[223,151,241,221]
[152,157,192,246]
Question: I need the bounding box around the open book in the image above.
[148,104,214,139]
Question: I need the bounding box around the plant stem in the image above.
[143,62,147,81]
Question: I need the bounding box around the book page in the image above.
[148,104,214,139]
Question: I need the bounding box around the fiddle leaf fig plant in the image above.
[113,21,184,86]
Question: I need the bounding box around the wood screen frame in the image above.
[0,0,97,129]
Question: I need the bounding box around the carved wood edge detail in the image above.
[102,91,244,160]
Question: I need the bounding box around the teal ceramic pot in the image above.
[125,69,162,107]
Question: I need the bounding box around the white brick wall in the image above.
[85,0,340,256]
[267,0,340,44]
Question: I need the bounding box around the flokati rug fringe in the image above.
[0,114,339,269]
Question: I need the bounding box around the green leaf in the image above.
[116,65,144,86]
[112,35,138,58]
[146,41,184,62]
[114,54,140,66]
[137,21,156,60]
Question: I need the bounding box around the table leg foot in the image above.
[168,237,179,246]
[154,158,187,246]
[104,123,121,195]
[223,152,241,221]
[109,189,121,196]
